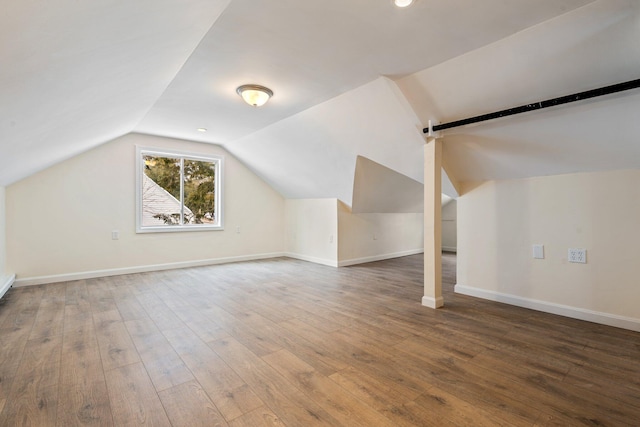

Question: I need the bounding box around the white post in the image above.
[423,137,443,308]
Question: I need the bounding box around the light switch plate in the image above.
[532,244,544,259]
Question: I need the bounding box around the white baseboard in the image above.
[422,295,444,309]
[1,274,15,299]
[337,249,424,267]
[284,253,338,267]
[455,284,640,332]
[13,252,286,287]
[442,246,457,253]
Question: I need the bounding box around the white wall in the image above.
[0,186,11,294]
[6,133,285,283]
[338,202,423,266]
[456,170,640,331]
[0,187,5,276]
[285,199,338,266]
[284,198,423,267]
[441,199,457,252]
[227,77,426,204]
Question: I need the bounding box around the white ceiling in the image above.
[398,0,640,184]
[5,0,639,207]
[0,0,231,185]
[352,156,424,214]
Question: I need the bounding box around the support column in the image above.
[423,137,443,308]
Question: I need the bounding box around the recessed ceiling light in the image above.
[394,0,414,7]
[236,84,273,107]
[197,128,207,132]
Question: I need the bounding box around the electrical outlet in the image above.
[236,226,240,234]
[329,235,334,243]
[111,230,119,240]
[568,248,587,264]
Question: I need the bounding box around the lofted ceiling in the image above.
[398,0,640,185]
[4,0,639,206]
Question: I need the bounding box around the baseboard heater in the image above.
[0,275,15,300]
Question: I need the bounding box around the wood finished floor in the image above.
[0,254,639,426]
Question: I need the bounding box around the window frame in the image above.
[135,146,224,233]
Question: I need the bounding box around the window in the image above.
[136,147,223,232]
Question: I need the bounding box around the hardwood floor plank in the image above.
[263,349,397,427]
[158,379,229,427]
[63,281,93,333]
[328,366,420,410]
[0,326,32,412]
[380,400,459,427]
[29,283,66,340]
[202,304,348,376]
[164,304,229,343]
[125,318,195,392]
[86,278,118,313]
[93,310,141,371]
[1,254,638,425]
[413,386,530,427]
[564,362,640,396]
[0,286,45,330]
[57,319,113,426]
[201,305,284,357]
[134,291,186,332]
[111,287,148,322]
[210,336,343,426]
[103,362,171,426]
[279,317,435,397]
[227,406,285,427]
[0,334,63,426]
[162,327,264,421]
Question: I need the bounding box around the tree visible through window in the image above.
[137,148,222,232]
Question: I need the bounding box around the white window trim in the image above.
[135,145,224,233]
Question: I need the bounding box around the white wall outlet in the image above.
[532,244,544,259]
[236,226,240,234]
[111,230,119,240]
[568,248,587,264]
[329,235,334,243]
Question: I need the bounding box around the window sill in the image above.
[136,225,224,234]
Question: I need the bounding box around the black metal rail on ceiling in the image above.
[422,78,640,134]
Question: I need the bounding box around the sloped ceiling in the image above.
[5,0,633,207]
[398,0,640,184]
[225,77,426,204]
[0,0,231,185]
[352,156,424,214]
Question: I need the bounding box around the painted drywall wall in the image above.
[0,185,12,298]
[6,133,285,282]
[0,186,7,280]
[284,198,423,267]
[442,199,457,252]
[227,77,427,204]
[457,169,640,329]
[0,187,4,272]
[338,202,423,266]
[284,199,338,266]
[352,156,424,214]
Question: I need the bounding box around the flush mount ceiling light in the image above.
[236,84,273,107]
[394,0,414,7]
[197,128,207,132]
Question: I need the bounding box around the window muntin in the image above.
[136,147,223,232]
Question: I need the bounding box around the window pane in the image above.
[141,155,182,226]
[183,159,216,225]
